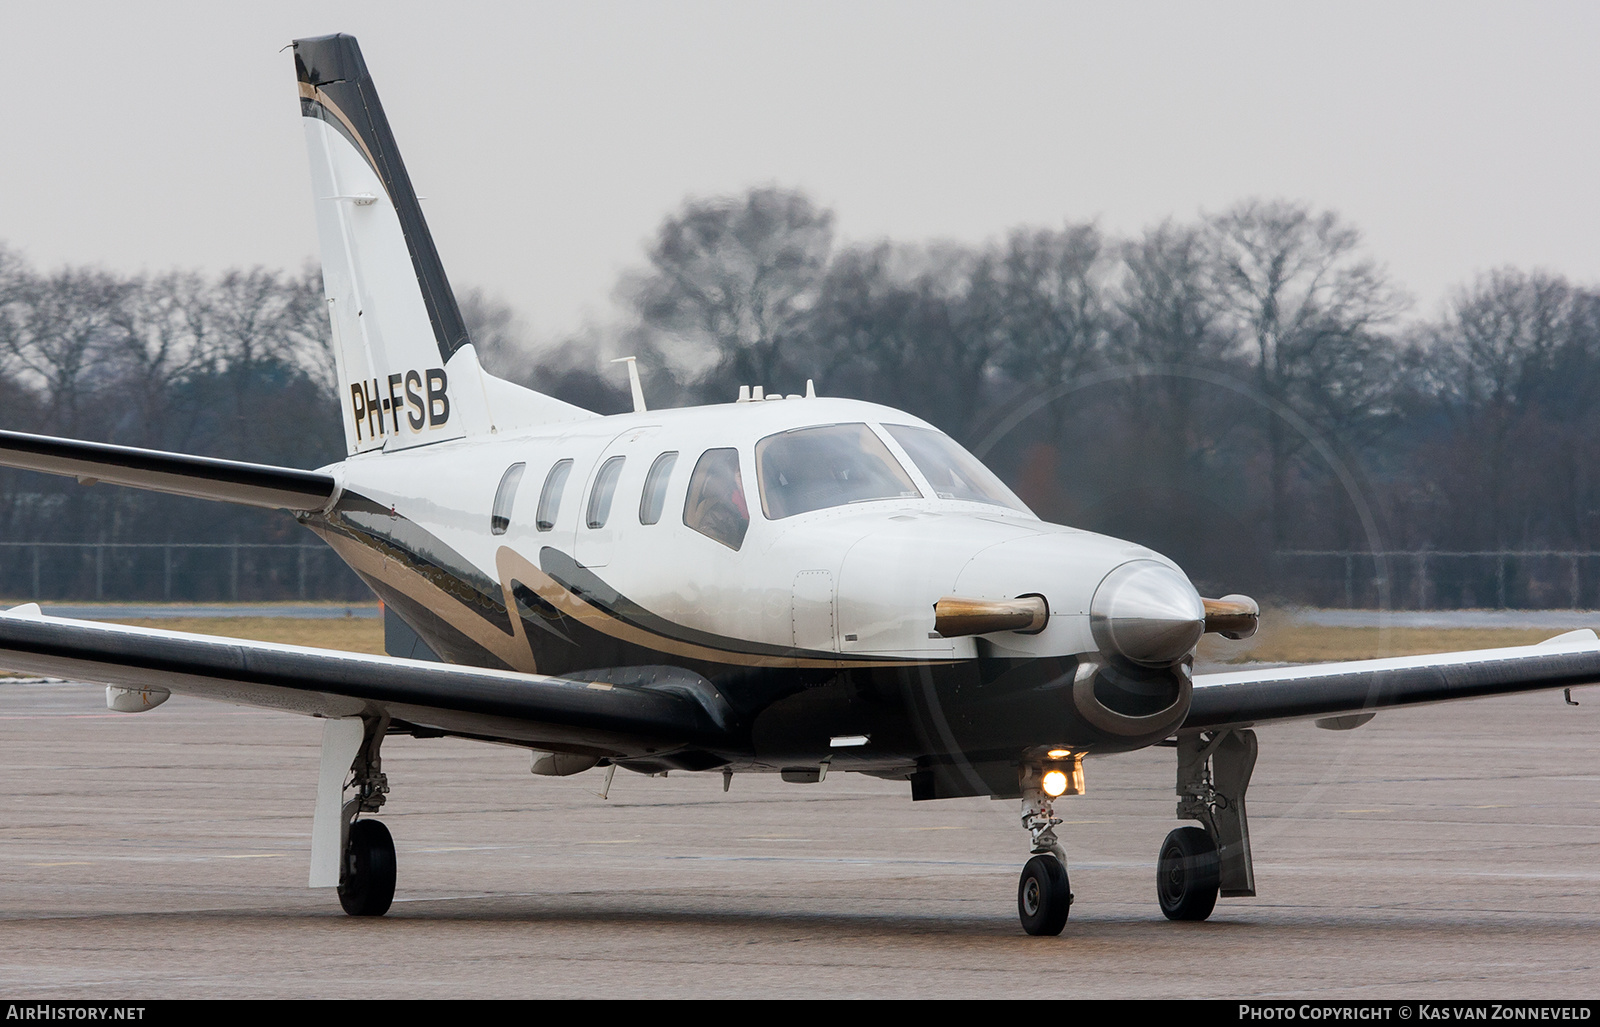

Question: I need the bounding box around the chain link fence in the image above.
[1273,550,1600,610]
[0,543,369,602]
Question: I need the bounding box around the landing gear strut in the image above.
[1015,760,1080,936]
[1162,728,1257,921]
[337,716,395,917]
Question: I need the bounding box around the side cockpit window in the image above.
[882,424,1030,513]
[536,459,573,532]
[490,463,526,535]
[683,448,748,550]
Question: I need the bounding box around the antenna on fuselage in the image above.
[610,356,647,413]
[736,380,819,403]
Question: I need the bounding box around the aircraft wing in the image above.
[0,429,335,512]
[0,605,732,759]
[1186,631,1600,731]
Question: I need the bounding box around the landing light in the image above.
[1042,770,1070,797]
[1047,748,1071,759]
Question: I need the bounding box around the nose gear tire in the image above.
[1017,854,1072,936]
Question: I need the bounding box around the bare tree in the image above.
[103,271,213,449]
[995,223,1111,390]
[809,241,1002,441]
[624,187,833,394]
[1108,220,1241,491]
[1208,199,1407,547]
[1416,270,1600,550]
[459,286,530,382]
[281,265,336,399]
[0,265,133,437]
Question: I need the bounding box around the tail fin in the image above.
[292,34,592,455]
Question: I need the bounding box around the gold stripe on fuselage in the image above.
[312,522,953,672]
[493,547,942,671]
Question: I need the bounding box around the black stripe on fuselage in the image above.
[320,492,934,675]
[292,33,471,365]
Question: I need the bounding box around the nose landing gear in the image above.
[1015,762,1078,935]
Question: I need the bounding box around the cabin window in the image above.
[683,448,749,550]
[490,463,526,535]
[755,423,921,519]
[882,424,1029,512]
[536,459,573,532]
[586,456,626,529]
[639,451,678,525]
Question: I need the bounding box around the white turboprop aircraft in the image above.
[2,33,1596,935]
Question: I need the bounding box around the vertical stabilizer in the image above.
[292,34,592,455]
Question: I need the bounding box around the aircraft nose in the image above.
[1089,560,1206,666]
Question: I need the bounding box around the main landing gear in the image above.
[338,716,395,916]
[311,715,398,917]
[1160,727,1258,921]
[1015,759,1081,936]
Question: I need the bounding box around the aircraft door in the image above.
[575,426,659,569]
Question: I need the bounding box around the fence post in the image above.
[1415,552,1427,611]
[1497,555,1507,609]
[230,545,239,602]
[95,544,104,600]
[163,546,172,601]
[1572,554,1580,609]
[1344,554,1354,608]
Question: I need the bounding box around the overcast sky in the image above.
[3,1,1597,341]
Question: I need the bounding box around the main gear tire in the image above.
[1156,825,1219,922]
[338,818,396,917]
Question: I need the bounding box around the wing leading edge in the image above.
[0,607,733,759]
[1186,632,1600,731]
[0,429,336,512]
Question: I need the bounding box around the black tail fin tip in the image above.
[293,33,367,88]
[292,32,471,366]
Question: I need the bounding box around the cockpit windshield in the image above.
[756,423,922,519]
[882,424,1030,513]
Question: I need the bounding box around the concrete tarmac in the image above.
[2,678,1598,999]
